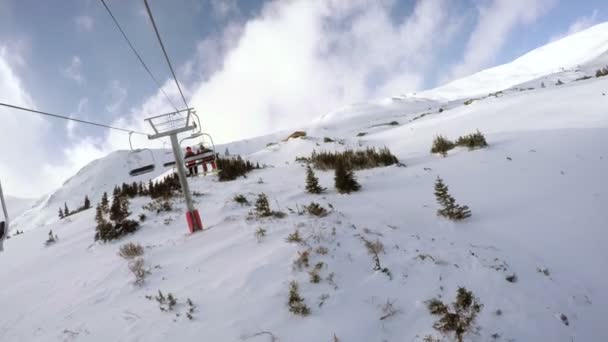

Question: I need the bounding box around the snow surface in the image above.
[411,22,608,101]
[3,195,36,219]
[1,24,608,342]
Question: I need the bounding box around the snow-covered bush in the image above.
[286,229,302,243]
[128,257,149,285]
[427,287,483,342]
[44,230,58,246]
[288,281,310,316]
[305,202,328,217]
[455,130,488,150]
[118,242,144,259]
[431,135,455,157]
[434,177,471,221]
[254,227,266,242]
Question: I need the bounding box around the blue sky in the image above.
[0,0,606,197]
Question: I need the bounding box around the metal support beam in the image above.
[169,133,201,231]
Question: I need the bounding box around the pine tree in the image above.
[101,192,110,213]
[254,193,272,217]
[84,195,91,210]
[305,166,325,194]
[64,203,70,216]
[94,204,104,225]
[58,208,64,219]
[110,194,129,223]
[334,160,360,194]
[224,148,230,156]
[434,177,471,220]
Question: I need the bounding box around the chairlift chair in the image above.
[0,180,9,252]
[181,132,218,174]
[127,132,157,177]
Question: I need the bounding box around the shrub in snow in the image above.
[305,166,326,194]
[288,281,310,316]
[556,79,564,86]
[58,208,64,219]
[298,147,399,170]
[139,213,146,222]
[356,132,367,137]
[44,230,58,246]
[427,287,483,342]
[596,66,608,77]
[379,299,401,320]
[118,242,144,259]
[323,137,335,143]
[293,250,310,270]
[143,199,173,214]
[431,135,455,157]
[186,298,196,320]
[434,177,471,221]
[254,227,267,242]
[334,160,361,194]
[315,246,329,255]
[361,237,385,271]
[128,257,149,285]
[308,268,321,283]
[216,155,257,182]
[285,131,307,140]
[254,193,272,217]
[155,290,178,312]
[455,130,488,150]
[233,194,250,206]
[305,202,328,217]
[286,229,302,243]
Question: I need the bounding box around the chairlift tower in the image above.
[145,108,202,233]
[0,179,9,252]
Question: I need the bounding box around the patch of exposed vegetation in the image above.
[335,160,361,194]
[305,202,328,217]
[298,147,399,170]
[216,155,259,182]
[288,281,310,316]
[430,135,455,157]
[233,194,250,206]
[118,242,144,259]
[427,287,483,342]
[434,177,471,221]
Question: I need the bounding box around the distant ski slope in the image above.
[413,22,608,100]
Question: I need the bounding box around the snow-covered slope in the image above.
[4,195,36,219]
[2,25,608,342]
[11,150,171,232]
[413,22,608,100]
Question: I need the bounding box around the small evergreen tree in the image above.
[334,160,360,194]
[434,177,471,220]
[101,192,109,213]
[305,166,325,194]
[110,194,129,223]
[64,203,70,216]
[84,195,91,210]
[58,208,64,219]
[224,148,230,156]
[255,193,272,217]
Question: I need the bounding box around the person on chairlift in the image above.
[185,146,198,177]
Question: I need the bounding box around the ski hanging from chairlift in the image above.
[127,132,157,177]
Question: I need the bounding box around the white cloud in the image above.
[549,9,600,42]
[0,46,54,198]
[105,80,127,114]
[62,56,85,84]
[210,0,239,19]
[189,0,460,143]
[74,15,94,32]
[444,0,556,83]
[66,98,89,139]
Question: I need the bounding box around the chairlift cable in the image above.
[0,102,148,135]
[143,0,190,110]
[99,0,180,113]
